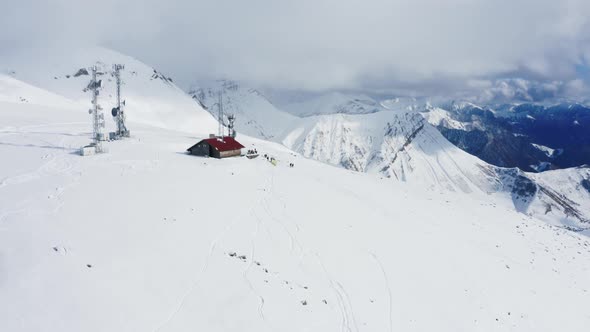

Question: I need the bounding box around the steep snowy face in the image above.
[527,167,590,229]
[423,101,590,172]
[189,80,298,140]
[281,110,590,230]
[283,114,373,172]
[283,92,388,117]
[0,47,217,134]
[0,74,78,109]
[283,111,492,192]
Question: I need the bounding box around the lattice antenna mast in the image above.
[112,64,129,137]
[218,91,224,138]
[228,114,236,138]
[90,65,105,152]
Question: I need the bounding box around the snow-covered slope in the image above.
[2,96,590,331]
[186,85,590,231]
[0,74,78,109]
[1,47,217,134]
[2,48,590,331]
[422,106,470,130]
[189,80,298,140]
[280,110,590,230]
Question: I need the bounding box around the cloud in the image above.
[463,78,590,104]
[2,0,590,99]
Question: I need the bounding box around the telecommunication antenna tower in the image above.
[227,114,236,138]
[111,64,129,138]
[218,91,224,138]
[89,65,105,153]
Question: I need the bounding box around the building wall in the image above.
[211,148,221,158]
[189,142,241,159]
[219,149,241,158]
[189,143,210,156]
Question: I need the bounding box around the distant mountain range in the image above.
[191,80,590,230]
[192,81,590,174]
[425,101,590,172]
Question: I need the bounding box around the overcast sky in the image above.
[2,0,590,102]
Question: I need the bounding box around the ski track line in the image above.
[0,123,87,141]
[153,238,219,332]
[315,253,357,332]
[0,153,56,189]
[245,208,266,322]
[335,281,359,332]
[154,173,273,332]
[261,172,306,261]
[0,206,29,228]
[1,151,81,228]
[154,209,244,332]
[0,134,77,190]
[369,252,394,332]
[261,195,300,255]
[270,183,302,234]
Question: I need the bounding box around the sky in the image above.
[1,0,590,103]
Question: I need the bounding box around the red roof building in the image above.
[187,136,244,158]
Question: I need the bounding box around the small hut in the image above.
[187,136,244,158]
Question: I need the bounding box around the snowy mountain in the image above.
[1,46,217,134]
[2,47,590,331]
[423,101,590,171]
[187,84,590,230]
[277,93,590,174]
[280,110,590,230]
[189,80,297,140]
[283,92,388,117]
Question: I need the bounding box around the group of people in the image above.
[260,153,294,168]
[247,148,258,155]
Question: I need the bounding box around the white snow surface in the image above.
[421,106,468,130]
[1,47,590,331]
[1,46,218,134]
[3,99,590,332]
[531,143,556,157]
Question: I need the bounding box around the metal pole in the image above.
[90,65,104,152]
[218,91,223,138]
[113,64,127,136]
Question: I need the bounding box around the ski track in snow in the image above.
[0,153,57,189]
[0,206,29,228]
[0,122,87,137]
[245,208,266,322]
[0,130,79,189]
[154,172,275,332]
[315,253,358,332]
[153,214,238,332]
[0,134,81,229]
[261,171,305,258]
[369,252,394,332]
